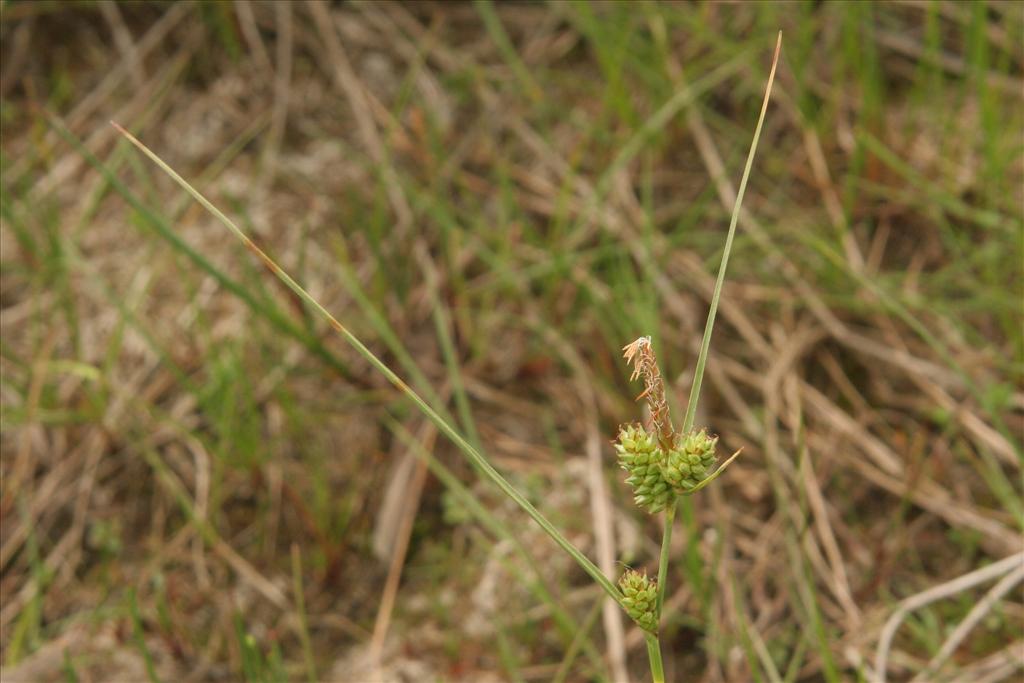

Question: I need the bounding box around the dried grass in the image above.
[1,2,1021,682]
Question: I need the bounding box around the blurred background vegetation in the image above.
[1,1,1022,681]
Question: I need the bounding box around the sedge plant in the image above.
[612,33,782,680]
[111,31,780,683]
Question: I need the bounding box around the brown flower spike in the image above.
[622,337,674,450]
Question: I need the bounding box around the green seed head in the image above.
[618,569,658,633]
[660,428,719,494]
[615,424,675,513]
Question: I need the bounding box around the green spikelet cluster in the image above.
[619,569,658,633]
[614,424,673,514]
[661,428,718,494]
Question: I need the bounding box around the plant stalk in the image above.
[656,501,677,616]
[645,633,666,683]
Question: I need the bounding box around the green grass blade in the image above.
[474,0,543,103]
[111,122,623,605]
[290,545,317,683]
[424,269,483,450]
[129,589,162,683]
[655,28,782,648]
[551,597,604,683]
[682,31,782,434]
[46,116,355,382]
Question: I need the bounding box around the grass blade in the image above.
[682,31,783,434]
[110,122,623,605]
[656,27,782,626]
[47,116,355,382]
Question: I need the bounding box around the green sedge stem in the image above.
[645,633,666,683]
[656,501,677,616]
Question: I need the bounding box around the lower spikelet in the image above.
[618,569,658,633]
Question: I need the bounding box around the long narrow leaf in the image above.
[111,121,623,605]
[656,30,783,619]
